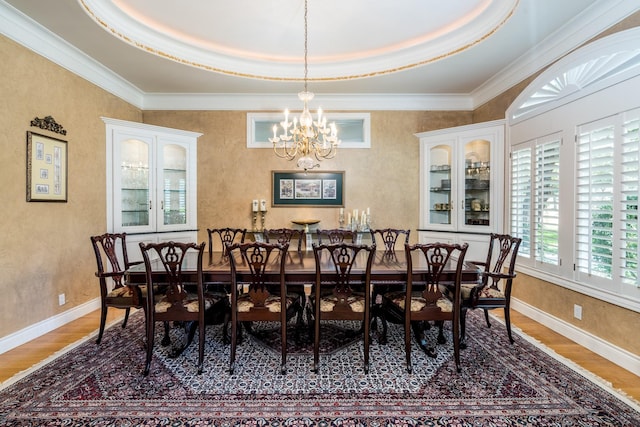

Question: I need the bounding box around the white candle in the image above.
[353,209,358,220]
[340,208,344,215]
[260,199,267,212]
[347,213,352,224]
[252,199,259,212]
[367,207,370,215]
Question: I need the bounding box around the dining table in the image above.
[125,248,481,286]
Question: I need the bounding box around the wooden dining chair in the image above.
[369,228,410,254]
[139,241,226,376]
[227,241,304,374]
[382,242,468,373]
[316,228,356,244]
[462,233,521,344]
[90,232,146,345]
[310,242,375,373]
[368,228,411,342]
[206,227,246,256]
[264,228,304,252]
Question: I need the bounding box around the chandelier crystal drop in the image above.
[269,0,340,171]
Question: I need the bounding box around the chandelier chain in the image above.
[304,0,308,93]
[268,0,340,171]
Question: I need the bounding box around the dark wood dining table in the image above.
[125,249,481,286]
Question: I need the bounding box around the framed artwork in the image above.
[272,170,344,207]
[26,131,68,202]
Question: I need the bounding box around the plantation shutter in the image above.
[534,139,560,265]
[620,114,640,286]
[511,146,532,258]
[576,122,615,279]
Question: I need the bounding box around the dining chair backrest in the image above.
[316,228,356,244]
[370,228,410,253]
[264,228,303,252]
[207,227,246,255]
[481,233,521,287]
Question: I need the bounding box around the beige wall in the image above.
[0,35,141,337]
[142,110,472,246]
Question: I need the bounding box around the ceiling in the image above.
[1,0,638,110]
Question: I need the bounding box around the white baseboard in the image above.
[512,298,640,377]
[0,298,101,355]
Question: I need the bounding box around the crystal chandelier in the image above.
[269,0,340,171]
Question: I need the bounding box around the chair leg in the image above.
[281,317,287,375]
[483,308,492,328]
[197,321,205,374]
[363,313,370,374]
[313,311,321,373]
[161,321,171,346]
[144,320,155,376]
[504,306,514,344]
[460,308,468,350]
[121,307,131,328]
[95,304,108,344]
[436,320,446,344]
[452,321,461,373]
[229,318,237,374]
[222,311,231,345]
[405,318,412,374]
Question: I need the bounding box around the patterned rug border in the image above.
[2,309,640,425]
[487,315,640,412]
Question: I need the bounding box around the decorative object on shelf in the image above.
[268,0,340,172]
[338,208,345,229]
[260,199,267,230]
[26,131,68,202]
[272,170,344,207]
[251,199,259,231]
[30,116,67,135]
[344,207,371,232]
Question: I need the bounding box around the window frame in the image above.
[247,112,371,149]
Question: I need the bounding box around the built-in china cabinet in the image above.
[102,117,201,261]
[416,119,504,261]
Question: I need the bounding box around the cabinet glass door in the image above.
[428,144,453,226]
[120,138,151,229]
[160,143,187,227]
[463,138,491,228]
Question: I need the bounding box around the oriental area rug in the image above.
[1,311,639,426]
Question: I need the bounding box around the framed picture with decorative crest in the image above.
[26,131,68,202]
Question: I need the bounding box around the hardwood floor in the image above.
[1,308,639,402]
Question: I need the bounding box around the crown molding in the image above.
[141,93,474,111]
[471,0,640,108]
[0,1,145,108]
